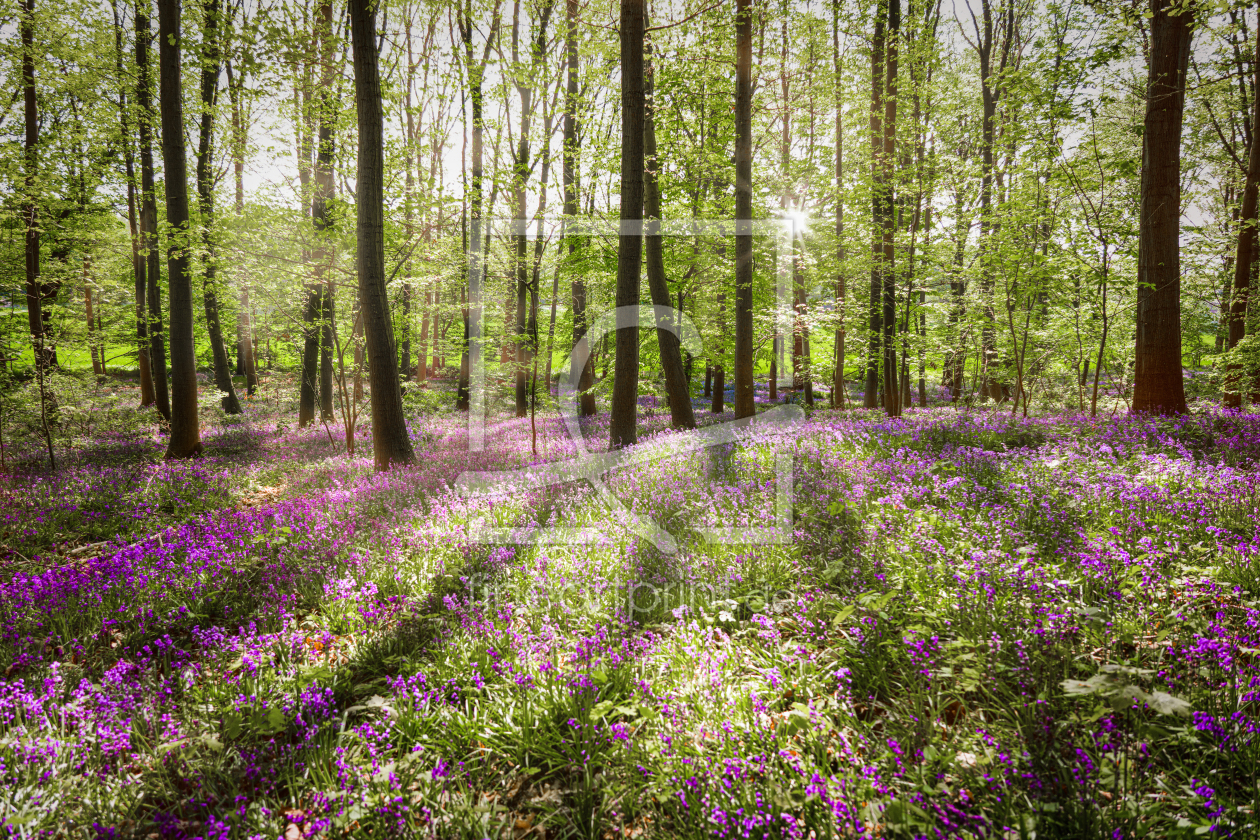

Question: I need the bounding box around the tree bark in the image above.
[22,0,49,374]
[158,0,202,457]
[1132,0,1192,416]
[880,0,900,417]
[138,0,170,420]
[733,0,755,419]
[609,0,645,449]
[565,0,596,417]
[295,21,318,427]
[350,0,416,470]
[314,0,335,423]
[1226,8,1260,408]
[226,59,257,395]
[831,0,845,409]
[195,0,242,414]
[85,259,103,377]
[456,2,498,413]
[863,5,885,408]
[644,30,696,430]
[113,0,155,403]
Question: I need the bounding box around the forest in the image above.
[3,0,1260,835]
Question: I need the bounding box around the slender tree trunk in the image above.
[1226,12,1260,407]
[401,15,418,383]
[609,0,645,449]
[158,0,202,458]
[138,0,170,420]
[195,0,242,414]
[644,30,696,429]
[864,6,885,408]
[226,60,257,395]
[880,0,900,417]
[350,0,415,469]
[565,0,596,417]
[712,289,726,413]
[732,0,755,419]
[511,4,552,417]
[85,259,103,377]
[114,0,155,403]
[314,0,335,423]
[831,0,845,409]
[22,0,48,374]
[456,3,497,412]
[1132,0,1192,416]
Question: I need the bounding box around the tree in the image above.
[831,0,846,408]
[1225,6,1260,408]
[312,0,335,424]
[112,0,156,405]
[508,0,554,418]
[21,0,48,373]
[456,0,499,413]
[350,0,416,470]
[1132,0,1193,416]
[137,0,170,421]
[644,25,696,430]
[608,0,645,449]
[733,0,755,420]
[565,0,596,417]
[157,0,202,457]
[194,0,242,415]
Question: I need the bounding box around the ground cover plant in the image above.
[2,374,1259,839]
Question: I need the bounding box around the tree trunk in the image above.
[565,0,596,417]
[456,2,497,413]
[644,30,696,430]
[1226,11,1260,408]
[226,59,257,395]
[609,0,645,449]
[138,0,170,420]
[1132,0,1192,416]
[113,0,155,403]
[22,0,48,374]
[85,259,103,377]
[831,0,845,409]
[879,0,900,417]
[314,0,335,423]
[864,6,885,409]
[195,0,242,414]
[732,0,755,419]
[350,0,416,470]
[157,0,202,457]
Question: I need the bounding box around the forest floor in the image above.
[2,375,1260,839]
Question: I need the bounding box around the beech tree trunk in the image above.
[644,30,696,430]
[609,0,645,449]
[733,0,755,419]
[863,6,885,408]
[195,0,242,415]
[138,0,170,420]
[879,0,900,417]
[350,0,416,470]
[85,260,103,377]
[566,0,596,417]
[113,0,155,403]
[314,0,335,423]
[158,0,202,458]
[1132,0,1192,416]
[226,60,257,395]
[831,0,845,409]
[22,0,48,373]
[1226,11,1260,408]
